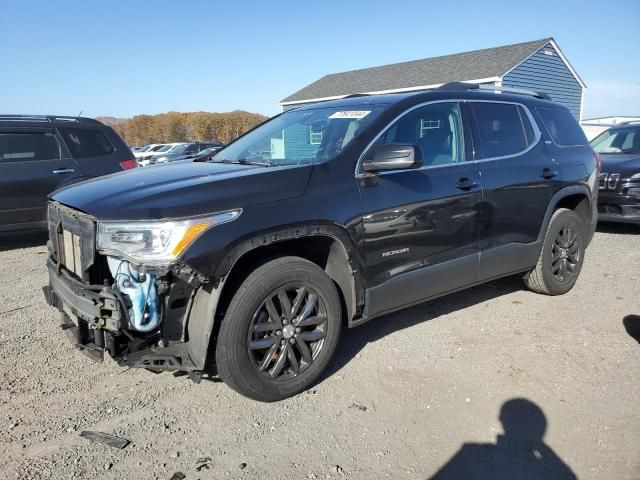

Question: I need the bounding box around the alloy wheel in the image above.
[247,285,327,380]
[551,225,581,282]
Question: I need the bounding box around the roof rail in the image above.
[436,82,551,100]
[0,114,102,125]
[342,93,374,99]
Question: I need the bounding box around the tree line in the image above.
[97,110,269,147]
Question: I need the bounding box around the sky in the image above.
[1,0,638,119]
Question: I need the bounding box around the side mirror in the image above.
[362,144,420,172]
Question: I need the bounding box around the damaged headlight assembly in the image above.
[96,209,242,332]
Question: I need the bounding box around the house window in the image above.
[310,125,323,145]
[419,118,440,138]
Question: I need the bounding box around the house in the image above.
[280,38,585,120]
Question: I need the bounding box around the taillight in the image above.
[120,159,138,170]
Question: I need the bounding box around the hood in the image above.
[599,154,640,177]
[51,162,313,220]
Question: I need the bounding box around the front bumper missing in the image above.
[45,258,124,362]
[45,258,198,371]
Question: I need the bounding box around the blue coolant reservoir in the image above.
[106,257,160,332]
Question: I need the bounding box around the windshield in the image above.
[169,144,188,154]
[213,105,385,166]
[591,127,640,155]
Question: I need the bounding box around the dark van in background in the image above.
[0,115,136,232]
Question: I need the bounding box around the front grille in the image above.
[62,229,83,275]
[48,201,97,281]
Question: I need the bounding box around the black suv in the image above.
[0,115,136,232]
[591,121,640,224]
[44,85,598,401]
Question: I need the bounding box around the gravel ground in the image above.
[0,224,638,480]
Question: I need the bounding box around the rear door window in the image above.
[536,107,588,146]
[471,103,528,159]
[0,132,61,162]
[57,127,114,158]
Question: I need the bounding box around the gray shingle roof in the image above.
[281,38,552,104]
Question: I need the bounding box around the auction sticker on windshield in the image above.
[329,111,371,119]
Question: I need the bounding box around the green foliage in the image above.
[97,110,268,147]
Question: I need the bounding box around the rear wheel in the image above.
[215,256,342,401]
[525,208,585,295]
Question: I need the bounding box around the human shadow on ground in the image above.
[428,398,577,480]
[0,231,48,253]
[623,315,640,344]
[322,275,523,380]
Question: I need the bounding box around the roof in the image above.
[0,114,103,126]
[281,38,581,105]
[287,88,557,116]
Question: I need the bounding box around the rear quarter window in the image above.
[536,107,588,146]
[0,132,61,162]
[58,127,114,158]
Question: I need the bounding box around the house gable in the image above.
[501,41,584,119]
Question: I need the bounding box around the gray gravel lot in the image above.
[0,225,639,480]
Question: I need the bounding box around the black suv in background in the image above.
[591,121,640,224]
[44,85,598,401]
[0,115,136,232]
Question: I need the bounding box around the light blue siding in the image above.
[283,124,320,159]
[502,43,583,119]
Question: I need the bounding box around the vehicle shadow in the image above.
[623,315,640,344]
[323,275,523,381]
[0,231,49,252]
[596,222,639,235]
[428,398,577,479]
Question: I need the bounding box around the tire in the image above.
[525,208,585,295]
[215,256,342,402]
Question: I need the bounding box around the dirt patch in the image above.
[0,224,639,479]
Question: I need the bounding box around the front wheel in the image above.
[525,208,585,295]
[215,256,342,402]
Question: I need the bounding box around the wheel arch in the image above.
[537,185,594,243]
[187,224,364,373]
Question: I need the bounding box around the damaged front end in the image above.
[45,201,240,372]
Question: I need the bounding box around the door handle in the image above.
[456,177,480,191]
[53,168,75,174]
[540,167,559,179]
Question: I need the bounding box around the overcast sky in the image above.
[1,0,638,119]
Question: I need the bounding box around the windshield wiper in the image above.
[214,158,273,167]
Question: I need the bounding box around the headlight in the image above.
[97,209,242,266]
[630,173,640,179]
